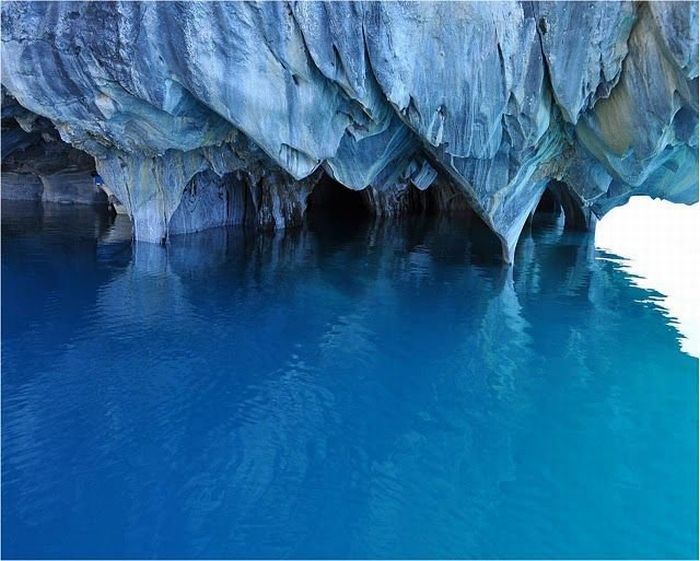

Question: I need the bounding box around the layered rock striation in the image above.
[1,1,697,261]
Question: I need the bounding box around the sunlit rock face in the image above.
[1,1,697,260]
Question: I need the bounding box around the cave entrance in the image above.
[1,104,109,207]
[305,175,372,223]
[534,184,562,215]
[533,180,591,232]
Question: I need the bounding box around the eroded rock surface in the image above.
[1,91,107,204]
[1,1,697,260]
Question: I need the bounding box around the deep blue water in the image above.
[2,201,698,559]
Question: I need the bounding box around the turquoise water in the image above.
[2,201,697,558]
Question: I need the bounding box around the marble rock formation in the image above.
[1,1,697,261]
[1,90,107,205]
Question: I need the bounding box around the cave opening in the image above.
[305,175,372,224]
[304,174,507,262]
[534,184,562,216]
[1,104,110,208]
[532,180,592,233]
[168,171,260,236]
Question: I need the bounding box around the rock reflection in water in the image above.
[2,203,697,558]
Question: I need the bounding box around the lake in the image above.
[2,201,697,558]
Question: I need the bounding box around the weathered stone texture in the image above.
[1,1,697,260]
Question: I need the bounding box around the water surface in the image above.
[2,201,697,558]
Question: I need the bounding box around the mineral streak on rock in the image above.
[1,1,697,261]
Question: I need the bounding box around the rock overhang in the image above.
[0,1,697,262]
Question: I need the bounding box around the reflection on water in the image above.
[2,201,698,559]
